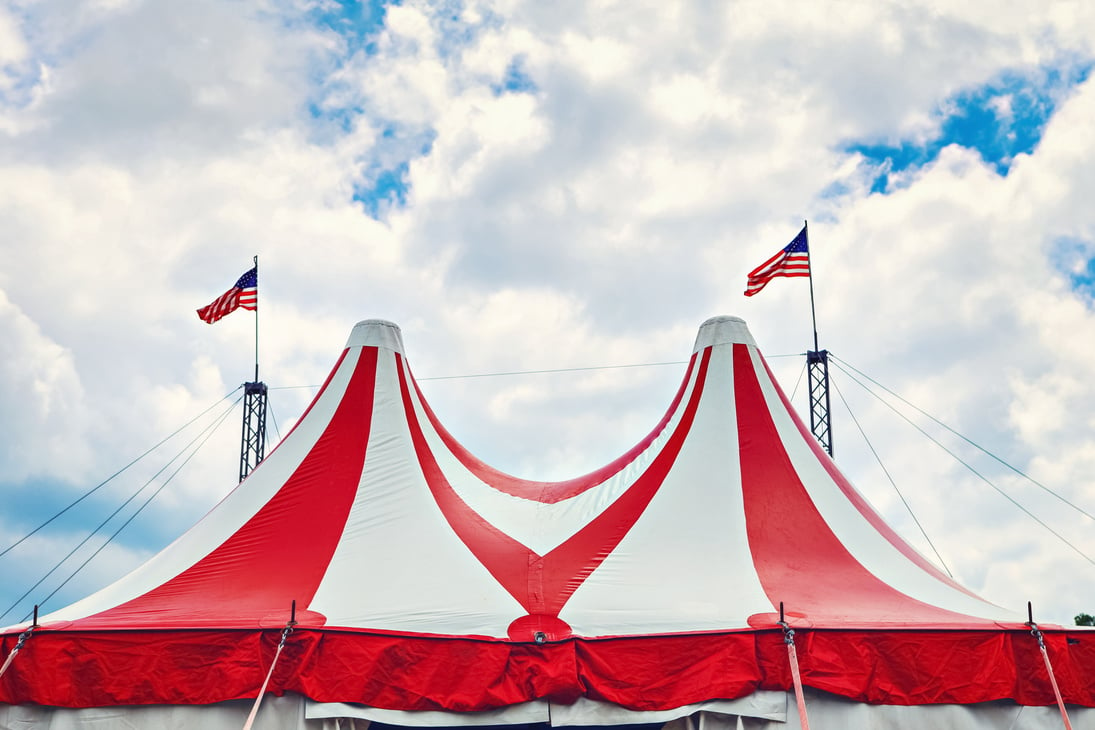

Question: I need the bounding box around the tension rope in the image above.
[0,627,33,681]
[778,603,811,730]
[1028,604,1073,730]
[241,604,297,730]
[0,606,37,681]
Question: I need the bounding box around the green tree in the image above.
[1075,613,1095,626]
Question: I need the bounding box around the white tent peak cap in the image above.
[693,315,756,353]
[347,319,405,353]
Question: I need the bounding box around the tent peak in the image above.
[347,319,405,353]
[693,315,755,353]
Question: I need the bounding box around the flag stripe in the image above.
[238,287,258,310]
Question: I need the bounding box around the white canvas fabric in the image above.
[2,693,1088,730]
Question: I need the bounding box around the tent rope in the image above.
[829,358,1095,568]
[1027,616,1073,730]
[0,625,35,681]
[241,620,296,730]
[778,604,811,730]
[829,374,954,577]
[0,387,242,562]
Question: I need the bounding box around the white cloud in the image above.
[0,289,93,483]
[0,5,28,70]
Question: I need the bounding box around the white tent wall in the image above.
[1,693,1091,730]
[670,695,1094,730]
[304,695,787,725]
[0,694,364,729]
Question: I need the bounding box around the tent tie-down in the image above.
[243,605,299,730]
[1028,613,1073,730]
[0,625,33,682]
[0,605,36,683]
[769,599,1075,730]
[778,603,811,730]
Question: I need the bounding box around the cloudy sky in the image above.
[1,0,1094,629]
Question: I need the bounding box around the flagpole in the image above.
[805,220,819,352]
[253,254,259,382]
[802,219,833,456]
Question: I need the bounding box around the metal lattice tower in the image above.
[807,349,833,456]
[239,381,268,482]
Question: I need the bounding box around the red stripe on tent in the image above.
[247,348,352,467]
[272,348,352,451]
[68,348,380,629]
[755,353,987,601]
[398,350,711,633]
[733,344,985,625]
[410,357,697,503]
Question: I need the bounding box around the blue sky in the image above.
[849,62,1092,192]
[1053,236,1095,301]
[2,0,1095,630]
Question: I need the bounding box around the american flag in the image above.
[196,267,258,324]
[743,226,810,297]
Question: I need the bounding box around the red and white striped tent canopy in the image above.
[2,315,1093,728]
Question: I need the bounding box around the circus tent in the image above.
[1,315,1092,729]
